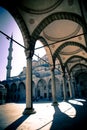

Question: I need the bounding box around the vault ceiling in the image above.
[0,0,87,76]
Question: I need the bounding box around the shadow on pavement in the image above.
[50,99,87,130]
[4,115,29,130]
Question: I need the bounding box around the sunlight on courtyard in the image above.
[58,101,76,118]
[0,99,86,130]
[59,98,86,118]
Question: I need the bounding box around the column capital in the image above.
[25,37,35,59]
[25,49,34,59]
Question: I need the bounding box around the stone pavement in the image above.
[0,98,87,130]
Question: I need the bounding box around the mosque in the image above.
[1,36,87,104]
[1,0,87,115]
[2,38,64,103]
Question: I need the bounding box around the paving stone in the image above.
[0,99,87,130]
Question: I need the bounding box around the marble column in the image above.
[51,67,58,105]
[62,74,67,101]
[23,50,36,115]
[68,76,73,98]
[70,74,75,98]
[72,81,75,98]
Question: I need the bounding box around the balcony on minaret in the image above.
[6,65,12,70]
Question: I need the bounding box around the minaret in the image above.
[6,34,13,80]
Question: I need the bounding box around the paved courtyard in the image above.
[0,98,87,130]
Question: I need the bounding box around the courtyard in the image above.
[0,98,87,130]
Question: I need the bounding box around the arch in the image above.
[48,77,62,99]
[32,12,87,42]
[18,82,26,102]
[5,84,9,92]
[18,82,25,90]
[0,5,31,49]
[38,36,51,52]
[37,79,47,98]
[10,83,17,102]
[0,84,7,104]
[19,0,63,14]
[70,63,87,74]
[32,81,36,99]
[53,41,87,60]
[74,69,87,80]
[4,84,10,102]
[11,83,17,92]
[74,72,87,98]
[38,36,53,65]
[37,79,47,89]
[31,12,87,68]
[65,55,87,67]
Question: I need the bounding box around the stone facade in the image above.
[2,54,87,103]
[2,55,65,103]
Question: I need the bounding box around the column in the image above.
[68,75,73,98]
[71,74,75,98]
[69,75,76,98]
[62,65,67,101]
[51,67,58,105]
[62,73,67,101]
[23,50,36,115]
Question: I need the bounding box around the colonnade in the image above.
[23,49,74,115]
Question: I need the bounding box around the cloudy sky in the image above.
[0,6,46,81]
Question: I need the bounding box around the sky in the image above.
[0,6,46,81]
